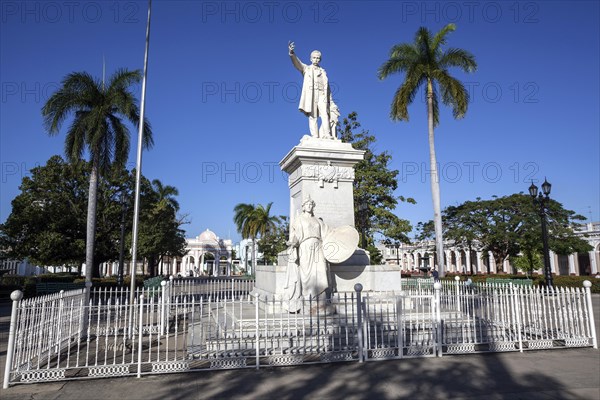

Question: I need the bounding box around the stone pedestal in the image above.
[252,135,403,312]
[280,136,365,228]
[254,255,404,302]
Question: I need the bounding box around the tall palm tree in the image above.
[378,24,477,277]
[152,179,180,212]
[42,69,153,281]
[233,202,281,273]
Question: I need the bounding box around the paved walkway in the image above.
[1,296,598,400]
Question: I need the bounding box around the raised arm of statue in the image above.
[288,41,305,74]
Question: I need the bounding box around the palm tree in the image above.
[152,179,180,212]
[42,69,153,281]
[378,23,477,277]
[233,202,281,273]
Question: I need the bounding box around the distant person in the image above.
[432,269,439,281]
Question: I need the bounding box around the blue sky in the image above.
[1,0,599,244]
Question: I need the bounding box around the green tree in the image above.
[152,179,180,212]
[435,194,591,273]
[0,156,187,278]
[136,178,187,277]
[442,201,485,274]
[511,250,542,277]
[339,112,413,250]
[42,69,153,280]
[0,156,87,269]
[233,202,281,273]
[0,156,127,273]
[378,24,477,276]
[257,216,288,265]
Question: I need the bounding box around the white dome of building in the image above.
[197,229,219,244]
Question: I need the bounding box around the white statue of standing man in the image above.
[288,41,340,140]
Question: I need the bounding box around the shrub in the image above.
[542,276,600,293]
[1,275,27,286]
[73,275,144,288]
[35,273,81,283]
[0,276,40,299]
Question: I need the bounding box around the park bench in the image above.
[401,278,434,289]
[143,276,165,296]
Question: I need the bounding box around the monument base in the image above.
[253,249,404,308]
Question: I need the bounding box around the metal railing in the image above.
[3,280,596,388]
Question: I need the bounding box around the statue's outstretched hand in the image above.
[288,41,295,55]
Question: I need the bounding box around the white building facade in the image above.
[380,222,600,276]
[175,229,233,277]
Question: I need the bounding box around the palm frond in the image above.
[42,72,100,134]
[108,69,141,92]
[431,23,456,52]
[108,114,131,167]
[439,48,477,72]
[390,67,426,121]
[434,70,470,119]
[64,112,89,162]
[378,44,418,79]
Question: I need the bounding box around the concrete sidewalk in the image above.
[1,297,598,400]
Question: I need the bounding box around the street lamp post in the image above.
[529,178,553,288]
[394,242,400,266]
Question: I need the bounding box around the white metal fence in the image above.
[3,279,597,388]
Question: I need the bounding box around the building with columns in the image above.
[379,222,600,276]
[175,229,233,277]
[101,229,234,278]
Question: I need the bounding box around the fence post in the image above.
[583,281,598,349]
[137,294,145,378]
[254,293,260,369]
[512,283,523,352]
[56,290,65,354]
[454,276,461,313]
[82,281,93,338]
[434,282,443,357]
[354,283,364,363]
[3,290,23,389]
[160,280,167,336]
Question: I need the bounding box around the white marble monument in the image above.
[252,42,403,312]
